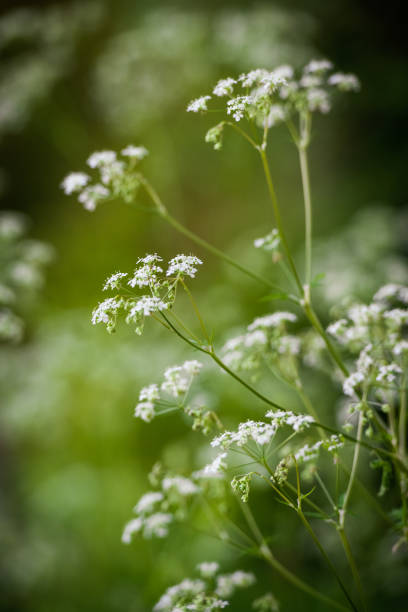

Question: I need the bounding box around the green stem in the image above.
[340,412,364,528]
[240,501,349,611]
[297,510,359,612]
[298,144,313,288]
[162,211,290,295]
[258,149,303,293]
[338,527,367,612]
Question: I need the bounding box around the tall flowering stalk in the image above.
[62,60,407,611]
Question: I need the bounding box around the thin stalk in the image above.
[163,211,290,295]
[258,149,303,293]
[240,501,349,611]
[298,144,313,288]
[399,369,407,461]
[340,412,364,528]
[180,279,210,343]
[338,527,367,612]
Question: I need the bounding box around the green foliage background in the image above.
[1,1,407,610]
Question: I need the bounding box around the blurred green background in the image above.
[1,1,408,610]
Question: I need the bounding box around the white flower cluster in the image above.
[134,360,203,423]
[0,211,54,343]
[328,286,408,406]
[266,410,315,432]
[61,144,148,210]
[166,254,203,279]
[211,420,277,450]
[294,434,344,465]
[187,60,359,148]
[222,311,299,377]
[153,563,255,611]
[92,253,203,334]
[253,229,281,253]
[122,471,200,544]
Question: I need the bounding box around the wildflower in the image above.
[254,229,280,252]
[161,360,203,397]
[139,383,160,402]
[187,96,211,113]
[376,364,402,384]
[103,271,128,291]
[248,312,296,331]
[306,88,331,113]
[211,420,276,450]
[226,95,253,121]
[60,172,90,195]
[295,441,323,463]
[128,296,168,317]
[135,491,164,514]
[197,561,219,578]
[91,296,122,328]
[144,512,173,538]
[304,59,333,74]
[266,410,315,432]
[343,372,365,397]
[264,105,286,127]
[202,452,228,476]
[128,263,163,288]
[134,401,155,422]
[328,73,360,92]
[121,145,149,159]
[121,517,143,544]
[87,150,117,168]
[166,254,203,278]
[0,211,26,240]
[215,571,256,598]
[374,284,408,305]
[78,184,109,211]
[393,340,408,356]
[162,476,200,496]
[213,77,236,97]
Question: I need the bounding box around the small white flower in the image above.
[92,297,122,325]
[393,340,408,356]
[166,254,203,278]
[129,296,168,317]
[248,312,296,331]
[134,401,155,422]
[254,229,280,251]
[187,96,211,113]
[121,145,149,159]
[197,561,219,578]
[376,364,402,384]
[306,88,331,113]
[61,172,90,195]
[226,95,253,121]
[128,264,163,288]
[202,452,228,476]
[87,150,117,168]
[135,491,164,514]
[139,384,160,402]
[343,372,365,397]
[213,77,236,97]
[328,73,360,92]
[121,517,143,544]
[304,59,333,74]
[78,184,109,211]
[103,272,128,291]
[143,512,173,538]
[162,476,200,496]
